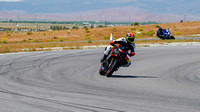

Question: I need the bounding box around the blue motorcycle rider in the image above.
[163,28,170,37]
[157,27,172,39]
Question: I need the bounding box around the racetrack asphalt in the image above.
[0,45,200,112]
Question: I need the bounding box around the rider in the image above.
[158,27,164,35]
[158,27,170,38]
[100,33,135,67]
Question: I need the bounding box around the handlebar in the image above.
[111,44,131,56]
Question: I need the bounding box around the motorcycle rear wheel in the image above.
[170,36,175,39]
[106,59,118,77]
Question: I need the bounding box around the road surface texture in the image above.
[0,46,200,112]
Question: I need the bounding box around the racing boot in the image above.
[121,62,131,67]
[100,54,107,62]
[121,57,131,67]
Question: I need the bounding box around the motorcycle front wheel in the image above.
[99,65,106,75]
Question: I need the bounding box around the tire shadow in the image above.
[111,75,157,78]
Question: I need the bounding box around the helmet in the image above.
[126,33,135,43]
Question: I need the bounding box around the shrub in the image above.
[135,33,143,38]
[104,35,109,40]
[97,25,104,28]
[22,39,27,43]
[142,30,154,36]
[3,49,11,53]
[134,22,139,26]
[28,37,32,40]
[86,30,90,33]
[174,32,181,35]
[88,40,92,43]
[59,37,65,42]
[85,28,90,33]
[7,33,11,36]
[173,26,177,31]
[155,25,160,28]
[50,25,69,30]
[65,27,70,30]
[147,30,155,36]
[85,33,90,37]
[131,28,136,31]
[2,38,7,44]
[138,28,143,31]
[33,39,39,42]
[27,32,33,35]
[23,49,27,52]
[72,26,79,30]
[87,37,92,43]
[83,26,88,30]
[53,37,58,39]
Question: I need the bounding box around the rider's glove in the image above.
[130,52,135,57]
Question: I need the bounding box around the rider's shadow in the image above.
[111,75,157,78]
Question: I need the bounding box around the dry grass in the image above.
[0,39,200,53]
[1,21,200,43]
[135,39,200,44]
[1,21,200,53]
[0,42,109,53]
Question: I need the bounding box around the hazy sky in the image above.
[0,0,199,16]
[0,0,22,2]
[0,0,199,22]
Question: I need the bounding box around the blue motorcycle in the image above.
[157,28,175,40]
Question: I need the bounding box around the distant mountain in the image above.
[0,0,199,22]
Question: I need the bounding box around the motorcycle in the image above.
[156,28,175,40]
[99,44,130,77]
